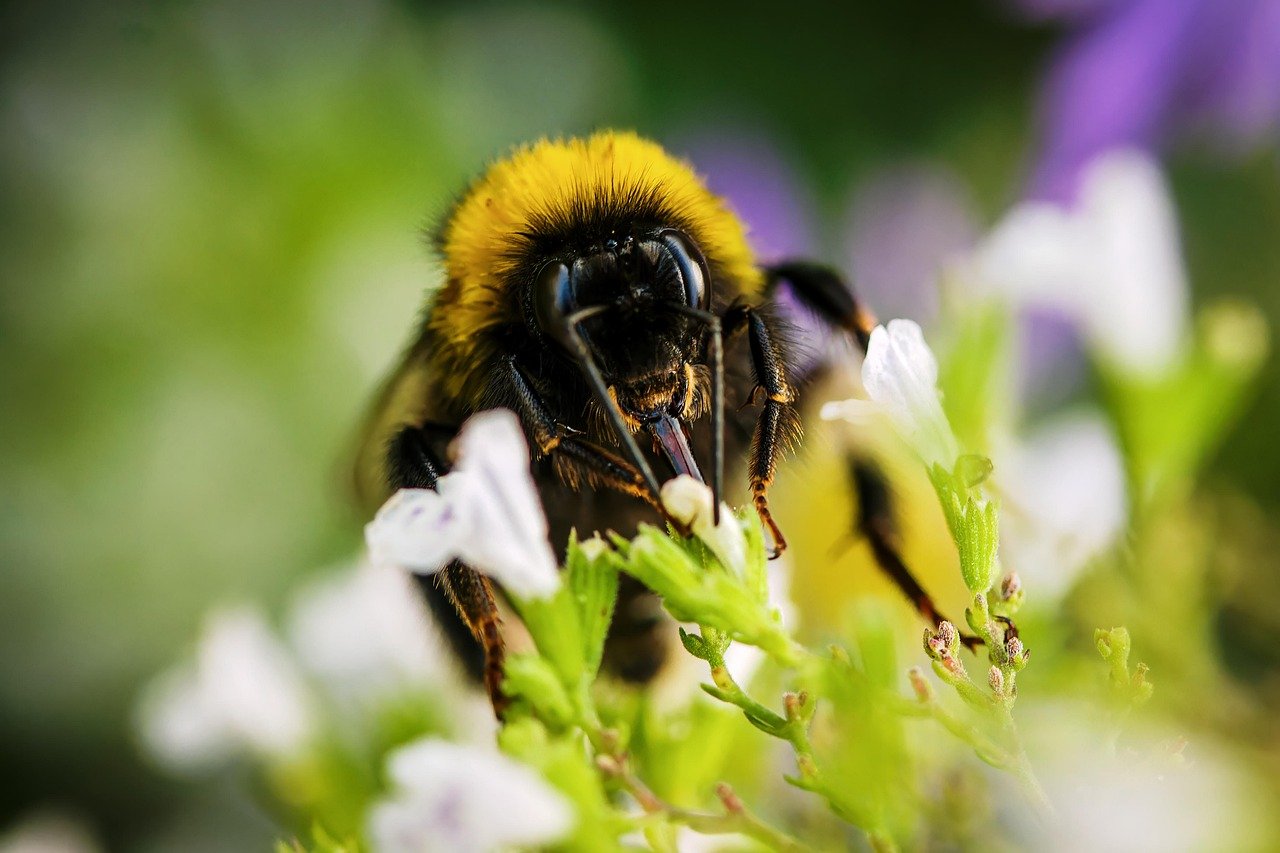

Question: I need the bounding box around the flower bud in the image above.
[988,665,1005,697]
[942,653,968,680]
[1000,572,1022,600]
[908,666,934,702]
[1005,636,1029,670]
[924,628,947,660]
[937,621,959,654]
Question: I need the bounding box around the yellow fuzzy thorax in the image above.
[428,131,762,401]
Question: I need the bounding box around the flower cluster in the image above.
[133,142,1269,851]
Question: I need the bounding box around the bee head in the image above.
[529,227,710,419]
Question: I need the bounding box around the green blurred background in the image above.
[1,0,1277,849]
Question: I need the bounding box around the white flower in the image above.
[831,318,960,468]
[995,413,1127,597]
[0,812,101,853]
[1015,704,1263,853]
[137,606,315,771]
[286,561,446,702]
[364,409,560,600]
[971,149,1189,376]
[368,738,573,853]
[660,475,745,572]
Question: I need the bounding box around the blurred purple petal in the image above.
[1178,0,1280,147]
[1027,0,1280,202]
[844,165,980,329]
[1010,0,1124,23]
[677,130,818,262]
[676,128,828,372]
[1030,0,1197,202]
[1017,307,1087,412]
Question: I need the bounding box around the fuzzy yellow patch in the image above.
[428,131,761,401]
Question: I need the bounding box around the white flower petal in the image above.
[995,413,1127,597]
[286,561,446,701]
[969,149,1189,376]
[1076,149,1189,374]
[453,411,555,556]
[365,488,466,573]
[137,606,315,770]
[369,738,573,853]
[660,475,745,573]
[363,411,561,600]
[136,663,237,772]
[860,319,959,467]
[970,202,1088,304]
[196,608,315,758]
[819,398,882,425]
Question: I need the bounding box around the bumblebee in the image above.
[356,131,914,712]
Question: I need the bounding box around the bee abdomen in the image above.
[601,574,671,682]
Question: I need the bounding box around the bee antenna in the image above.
[562,306,663,502]
[668,304,724,524]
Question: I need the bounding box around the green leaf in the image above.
[503,654,575,728]
[1100,299,1267,510]
[565,532,619,678]
[937,299,1012,456]
[608,525,799,664]
[499,718,626,852]
[929,464,999,594]
[512,588,584,687]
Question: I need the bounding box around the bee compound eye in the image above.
[532,261,576,348]
[659,230,709,309]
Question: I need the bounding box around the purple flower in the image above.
[1021,0,1280,202]
[843,165,979,330]
[675,129,819,263]
[676,128,831,371]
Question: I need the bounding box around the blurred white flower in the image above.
[368,737,573,853]
[286,561,446,702]
[660,475,746,572]
[365,409,560,599]
[971,149,1189,375]
[0,812,101,853]
[137,606,315,771]
[995,413,1128,596]
[825,319,960,469]
[1016,705,1265,853]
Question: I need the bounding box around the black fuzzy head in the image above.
[526,227,710,419]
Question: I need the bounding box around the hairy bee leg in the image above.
[764,261,878,351]
[388,425,511,716]
[723,305,800,558]
[499,356,662,509]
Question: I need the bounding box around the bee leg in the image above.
[722,306,800,558]
[498,355,662,510]
[763,261,878,352]
[388,425,510,717]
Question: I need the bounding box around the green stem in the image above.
[892,696,1015,770]
[696,630,899,849]
[605,758,810,852]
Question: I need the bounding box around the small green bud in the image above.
[679,627,709,660]
[1132,662,1154,704]
[954,454,995,488]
